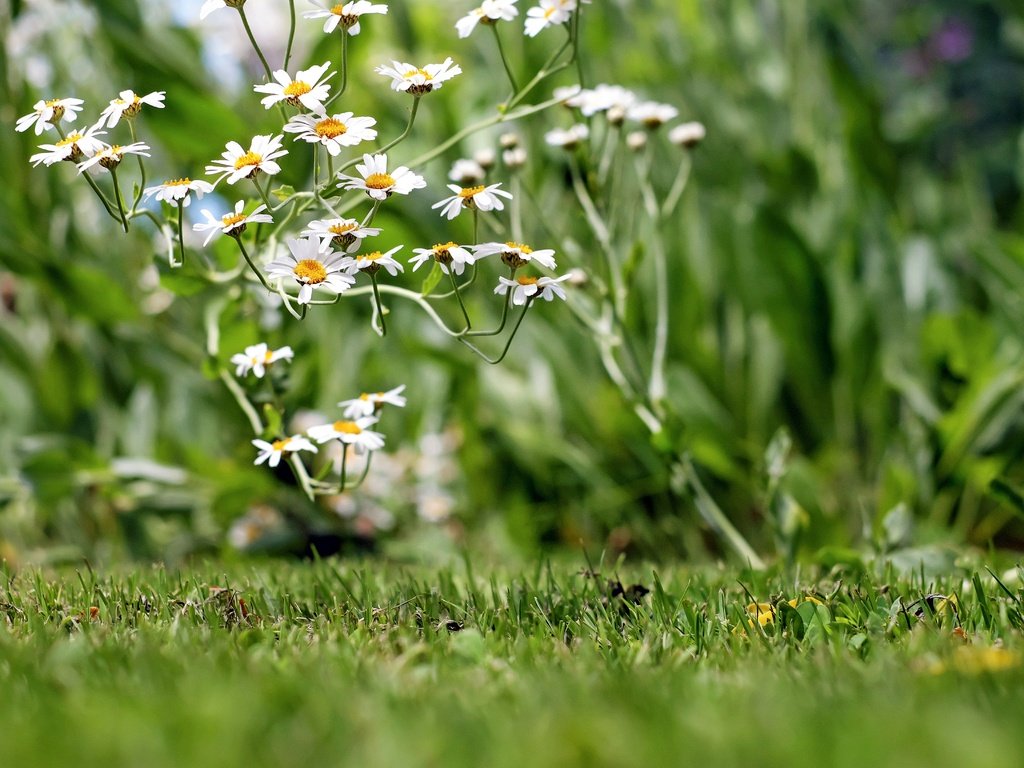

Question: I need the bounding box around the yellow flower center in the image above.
[165,178,193,187]
[361,251,384,262]
[433,241,458,254]
[284,81,312,98]
[315,117,348,139]
[516,276,540,286]
[56,133,82,147]
[293,259,328,284]
[458,185,485,198]
[222,213,247,227]
[329,222,357,235]
[330,3,345,13]
[234,151,263,170]
[332,421,363,435]
[263,350,276,363]
[45,98,62,107]
[271,438,292,451]
[544,7,557,18]
[403,68,432,80]
[505,242,533,255]
[107,145,123,155]
[364,172,395,190]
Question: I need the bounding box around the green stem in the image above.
[234,237,274,292]
[490,22,518,93]
[285,0,297,70]
[458,304,530,364]
[635,153,669,404]
[661,153,692,219]
[448,269,472,332]
[370,273,387,336]
[237,6,274,81]
[219,371,264,435]
[175,202,186,267]
[109,166,130,233]
[465,272,513,337]
[127,121,147,212]
[337,441,349,494]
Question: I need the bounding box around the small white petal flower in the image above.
[307,416,385,454]
[448,158,486,185]
[338,385,407,418]
[97,90,166,129]
[302,218,381,251]
[668,121,707,148]
[431,182,513,220]
[205,134,288,186]
[627,100,679,128]
[266,236,356,304]
[409,242,476,276]
[524,0,572,37]
[254,63,335,112]
[349,246,404,276]
[230,342,294,378]
[456,0,518,38]
[15,98,84,135]
[337,153,426,200]
[303,1,388,35]
[575,83,637,117]
[283,111,377,156]
[495,274,571,305]
[473,241,557,270]
[142,177,215,207]
[375,57,462,95]
[252,435,318,468]
[193,201,273,246]
[502,146,527,168]
[29,124,107,167]
[75,142,151,173]
[544,124,589,149]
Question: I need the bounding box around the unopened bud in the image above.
[499,132,520,149]
[626,131,648,152]
[668,121,707,149]
[502,147,527,168]
[473,147,496,170]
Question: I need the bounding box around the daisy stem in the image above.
[253,176,276,214]
[81,171,121,224]
[337,442,349,494]
[465,274,512,337]
[428,263,477,300]
[343,283,464,337]
[369,273,387,336]
[175,202,187,266]
[506,26,575,112]
[218,371,264,435]
[597,123,620,187]
[237,6,274,82]
[473,208,480,245]
[128,122,147,212]
[289,454,317,501]
[490,23,518,94]
[448,270,472,333]
[234,237,274,292]
[372,95,421,159]
[361,199,382,228]
[285,0,297,70]
[634,151,670,404]
[458,303,529,364]
[510,177,523,243]
[277,284,305,321]
[109,167,130,233]
[338,28,349,100]
[661,152,693,219]
[345,451,373,491]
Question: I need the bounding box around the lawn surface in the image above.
[1,558,1023,768]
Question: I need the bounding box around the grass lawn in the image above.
[1,558,1023,768]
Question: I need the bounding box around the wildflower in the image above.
[97,90,166,128]
[410,242,476,276]
[76,142,151,173]
[448,158,486,185]
[29,124,106,166]
[205,134,288,186]
[456,0,519,39]
[338,385,407,418]
[669,121,706,148]
[230,342,294,378]
[431,182,512,220]
[200,0,247,19]
[266,236,356,304]
[15,97,84,135]
[474,147,497,170]
[283,111,377,155]
[304,1,388,35]
[626,131,647,152]
[302,218,380,251]
[337,153,426,200]
[350,246,404,276]
[553,84,584,107]
[375,57,462,95]
[494,273,571,305]
[142,178,215,207]
[474,241,557,270]
[544,124,589,149]
[254,63,334,112]
[502,146,527,168]
[307,416,385,454]
[193,201,273,246]
[499,132,520,149]
[252,435,318,468]
[524,0,572,37]
[627,100,679,128]
[580,83,637,117]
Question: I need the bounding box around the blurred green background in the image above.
[1,0,1024,565]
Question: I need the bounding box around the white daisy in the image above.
[16,98,84,135]
[337,153,426,200]
[495,274,571,305]
[473,241,557,269]
[200,0,247,19]
[303,1,388,35]
[142,178,215,207]
[448,158,486,185]
[97,90,166,129]
[29,124,107,167]
[431,182,512,220]
[349,246,404,276]
[338,385,407,418]
[252,435,318,468]
[283,111,377,156]
[669,121,706,148]
[571,83,636,118]
[307,416,385,454]
[205,134,288,186]
[76,142,151,174]
[254,63,334,112]
[456,0,519,39]
[302,218,381,251]
[544,124,589,149]
[502,146,527,168]
[409,242,476,276]
[193,201,273,246]
[627,100,679,128]
[375,57,462,95]
[231,343,294,378]
[524,0,572,37]
[266,236,356,304]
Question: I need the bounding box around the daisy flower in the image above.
[302,218,380,251]
[252,435,318,468]
[254,63,334,112]
[307,416,385,454]
[375,57,462,95]
[502,146,527,168]
[303,1,388,35]
[409,242,476,276]
[456,0,519,39]
[337,153,426,200]
[231,343,294,378]
[29,124,107,167]
[350,246,404,276]
[431,182,512,220]
[473,241,557,270]
[199,0,246,19]
[627,100,679,128]
[448,158,486,185]
[495,274,571,305]
[97,90,166,128]
[76,142,151,173]
[283,111,377,156]
[142,178,215,207]
[266,236,356,304]
[193,201,273,246]
[544,124,589,149]
[669,121,707,148]
[205,134,288,186]
[338,385,407,418]
[524,0,572,37]
[16,98,84,135]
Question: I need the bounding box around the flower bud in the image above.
[668,121,707,148]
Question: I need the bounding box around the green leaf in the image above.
[421,262,443,296]
[272,185,296,202]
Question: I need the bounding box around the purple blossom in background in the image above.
[932,18,973,63]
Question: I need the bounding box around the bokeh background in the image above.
[1,0,1024,565]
